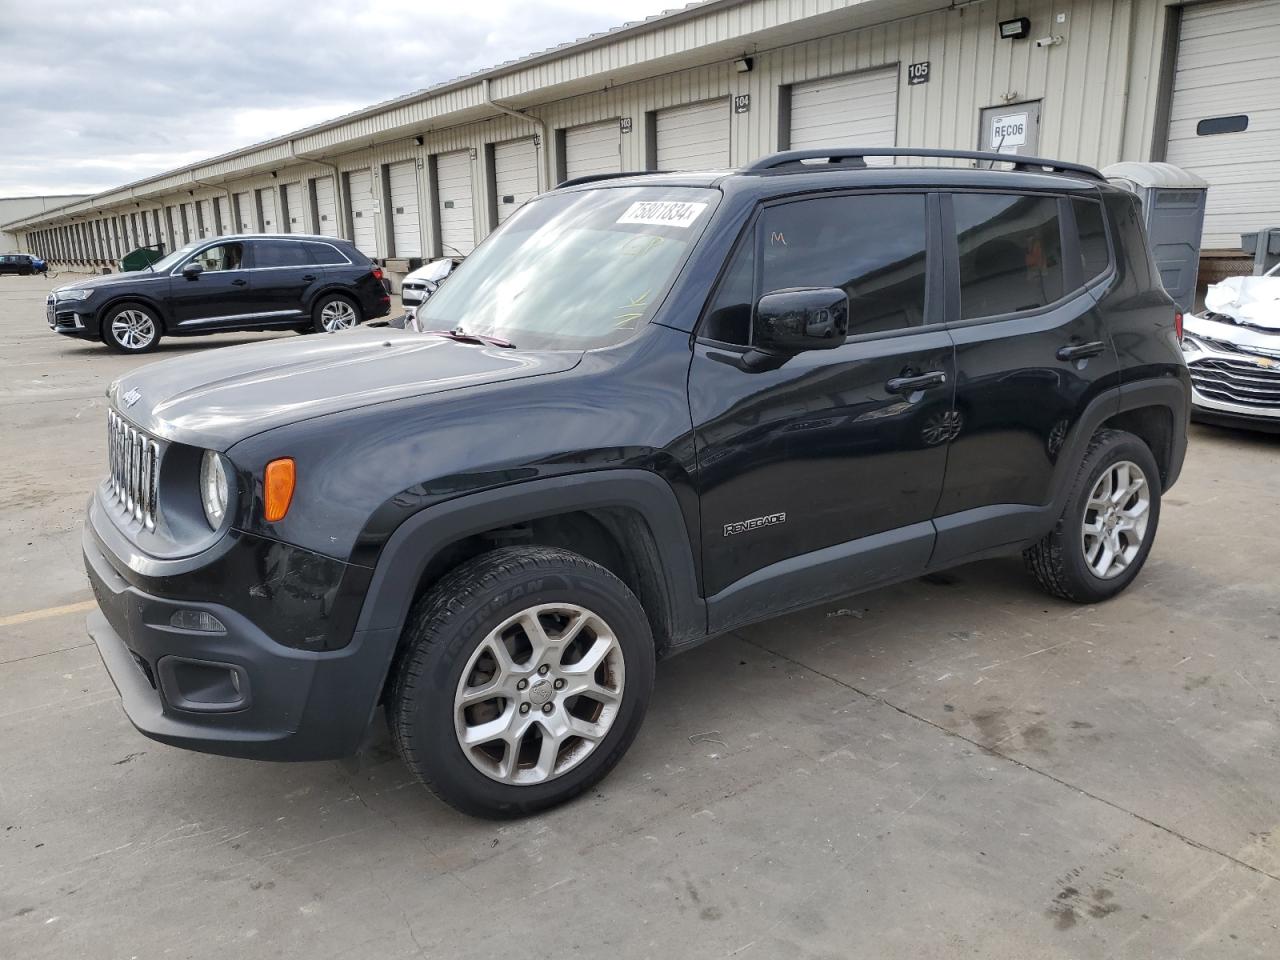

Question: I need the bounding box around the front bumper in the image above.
[46,296,100,339]
[83,501,396,762]
[1182,316,1280,430]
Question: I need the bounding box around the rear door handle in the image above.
[301,274,316,282]
[886,371,947,394]
[231,278,248,287]
[1057,341,1105,362]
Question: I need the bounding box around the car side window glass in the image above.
[189,243,244,272]
[760,194,930,336]
[701,232,756,345]
[953,193,1064,320]
[1072,197,1110,283]
[256,240,313,268]
[306,243,346,265]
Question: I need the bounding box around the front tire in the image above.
[312,293,361,333]
[388,546,655,818]
[1024,429,1162,603]
[102,303,162,353]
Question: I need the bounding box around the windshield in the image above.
[149,241,203,273]
[418,186,719,350]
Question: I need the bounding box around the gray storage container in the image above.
[1102,162,1208,311]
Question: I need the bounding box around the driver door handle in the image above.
[301,274,316,282]
[231,278,248,287]
[1057,340,1105,361]
[886,371,947,394]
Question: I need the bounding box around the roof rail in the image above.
[741,148,1104,181]
[556,171,654,189]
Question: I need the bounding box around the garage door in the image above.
[283,182,303,233]
[493,138,539,227]
[234,192,254,232]
[257,187,278,233]
[387,160,422,257]
[313,176,339,237]
[1165,0,1280,248]
[198,199,215,238]
[164,207,179,249]
[789,67,898,160]
[564,120,622,180]
[346,169,378,256]
[655,99,730,170]
[436,150,475,255]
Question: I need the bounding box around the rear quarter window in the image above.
[1071,197,1111,283]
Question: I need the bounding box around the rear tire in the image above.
[102,303,162,354]
[312,293,361,333]
[1024,429,1161,603]
[388,546,655,818]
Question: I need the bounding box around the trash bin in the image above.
[1240,228,1280,275]
[1102,162,1208,312]
[120,245,165,272]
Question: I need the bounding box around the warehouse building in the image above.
[0,195,90,253]
[6,0,1278,288]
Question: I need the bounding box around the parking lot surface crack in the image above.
[735,632,1280,886]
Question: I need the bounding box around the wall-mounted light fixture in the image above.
[998,17,1031,40]
[734,56,754,73]
[270,170,278,178]
[414,135,424,146]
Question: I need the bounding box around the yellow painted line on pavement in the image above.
[0,599,97,628]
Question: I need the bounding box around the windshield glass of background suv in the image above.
[418,186,719,350]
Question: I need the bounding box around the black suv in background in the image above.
[1,253,44,275]
[83,149,1189,817]
[47,235,390,352]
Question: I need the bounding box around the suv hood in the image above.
[56,270,165,294]
[109,328,582,449]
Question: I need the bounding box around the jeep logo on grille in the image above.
[723,513,786,537]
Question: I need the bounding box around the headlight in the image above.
[55,288,94,301]
[199,451,230,529]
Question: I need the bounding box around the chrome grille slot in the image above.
[1189,358,1280,410]
[106,410,160,529]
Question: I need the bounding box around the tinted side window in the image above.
[188,242,245,272]
[760,194,929,336]
[1072,197,1110,282]
[954,194,1063,319]
[255,240,313,268]
[306,242,350,266]
[702,234,755,345]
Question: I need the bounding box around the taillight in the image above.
[371,266,384,282]
[1174,310,1184,342]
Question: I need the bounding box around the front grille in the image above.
[1189,357,1280,410]
[107,410,161,529]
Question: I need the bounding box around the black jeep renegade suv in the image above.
[48,234,390,352]
[83,149,1189,817]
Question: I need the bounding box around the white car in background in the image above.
[399,257,463,327]
[1182,262,1280,432]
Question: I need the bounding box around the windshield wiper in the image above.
[423,329,516,348]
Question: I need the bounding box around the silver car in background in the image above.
[1182,262,1280,432]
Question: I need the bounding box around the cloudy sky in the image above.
[0,0,681,198]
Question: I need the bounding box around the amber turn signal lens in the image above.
[264,458,296,522]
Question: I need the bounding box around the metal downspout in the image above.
[483,77,551,193]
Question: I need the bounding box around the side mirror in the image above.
[182,261,204,280]
[753,287,848,353]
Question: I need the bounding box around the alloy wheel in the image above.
[110,309,156,350]
[1081,460,1151,579]
[453,602,625,785]
[320,300,357,331]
